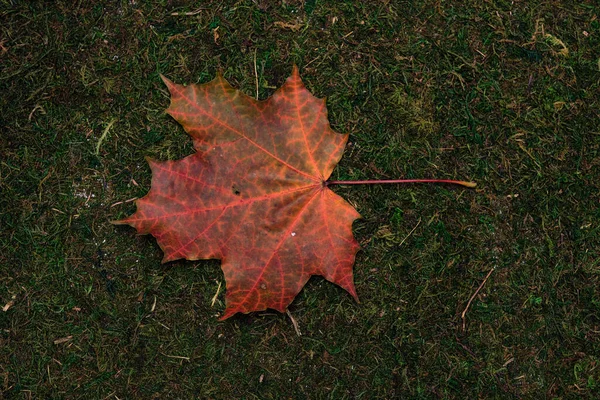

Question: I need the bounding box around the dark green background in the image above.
[1,1,599,398]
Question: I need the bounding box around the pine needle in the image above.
[95,118,117,155]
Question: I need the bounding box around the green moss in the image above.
[1,0,599,398]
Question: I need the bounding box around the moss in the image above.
[1,0,599,398]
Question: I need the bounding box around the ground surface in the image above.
[1,1,599,398]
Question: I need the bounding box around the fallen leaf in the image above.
[114,66,360,319]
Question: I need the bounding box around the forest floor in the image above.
[1,1,599,398]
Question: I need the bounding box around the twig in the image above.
[101,392,116,400]
[286,309,302,336]
[2,298,15,312]
[95,118,116,155]
[254,49,259,100]
[456,338,478,358]
[28,104,45,121]
[211,281,222,307]
[38,167,53,202]
[150,295,157,312]
[161,353,190,361]
[110,197,138,208]
[171,8,207,16]
[461,268,495,331]
[53,336,73,345]
[398,218,421,247]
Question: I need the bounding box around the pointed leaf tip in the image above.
[287,64,302,86]
[160,74,176,92]
[144,156,159,169]
[218,314,230,321]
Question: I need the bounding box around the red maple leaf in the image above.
[114,66,361,319]
[114,66,475,319]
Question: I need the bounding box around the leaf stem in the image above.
[326,179,477,188]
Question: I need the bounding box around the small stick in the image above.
[53,336,73,345]
[171,8,207,16]
[211,281,222,307]
[253,49,259,100]
[286,309,302,336]
[2,299,15,312]
[110,197,138,208]
[161,353,190,361]
[461,267,494,331]
[95,118,117,155]
[398,218,421,247]
[150,295,157,313]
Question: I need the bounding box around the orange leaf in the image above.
[114,66,361,319]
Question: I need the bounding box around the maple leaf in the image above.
[114,66,476,319]
[114,66,361,319]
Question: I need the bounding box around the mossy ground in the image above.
[1,1,599,398]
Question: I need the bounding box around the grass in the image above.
[1,0,599,398]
